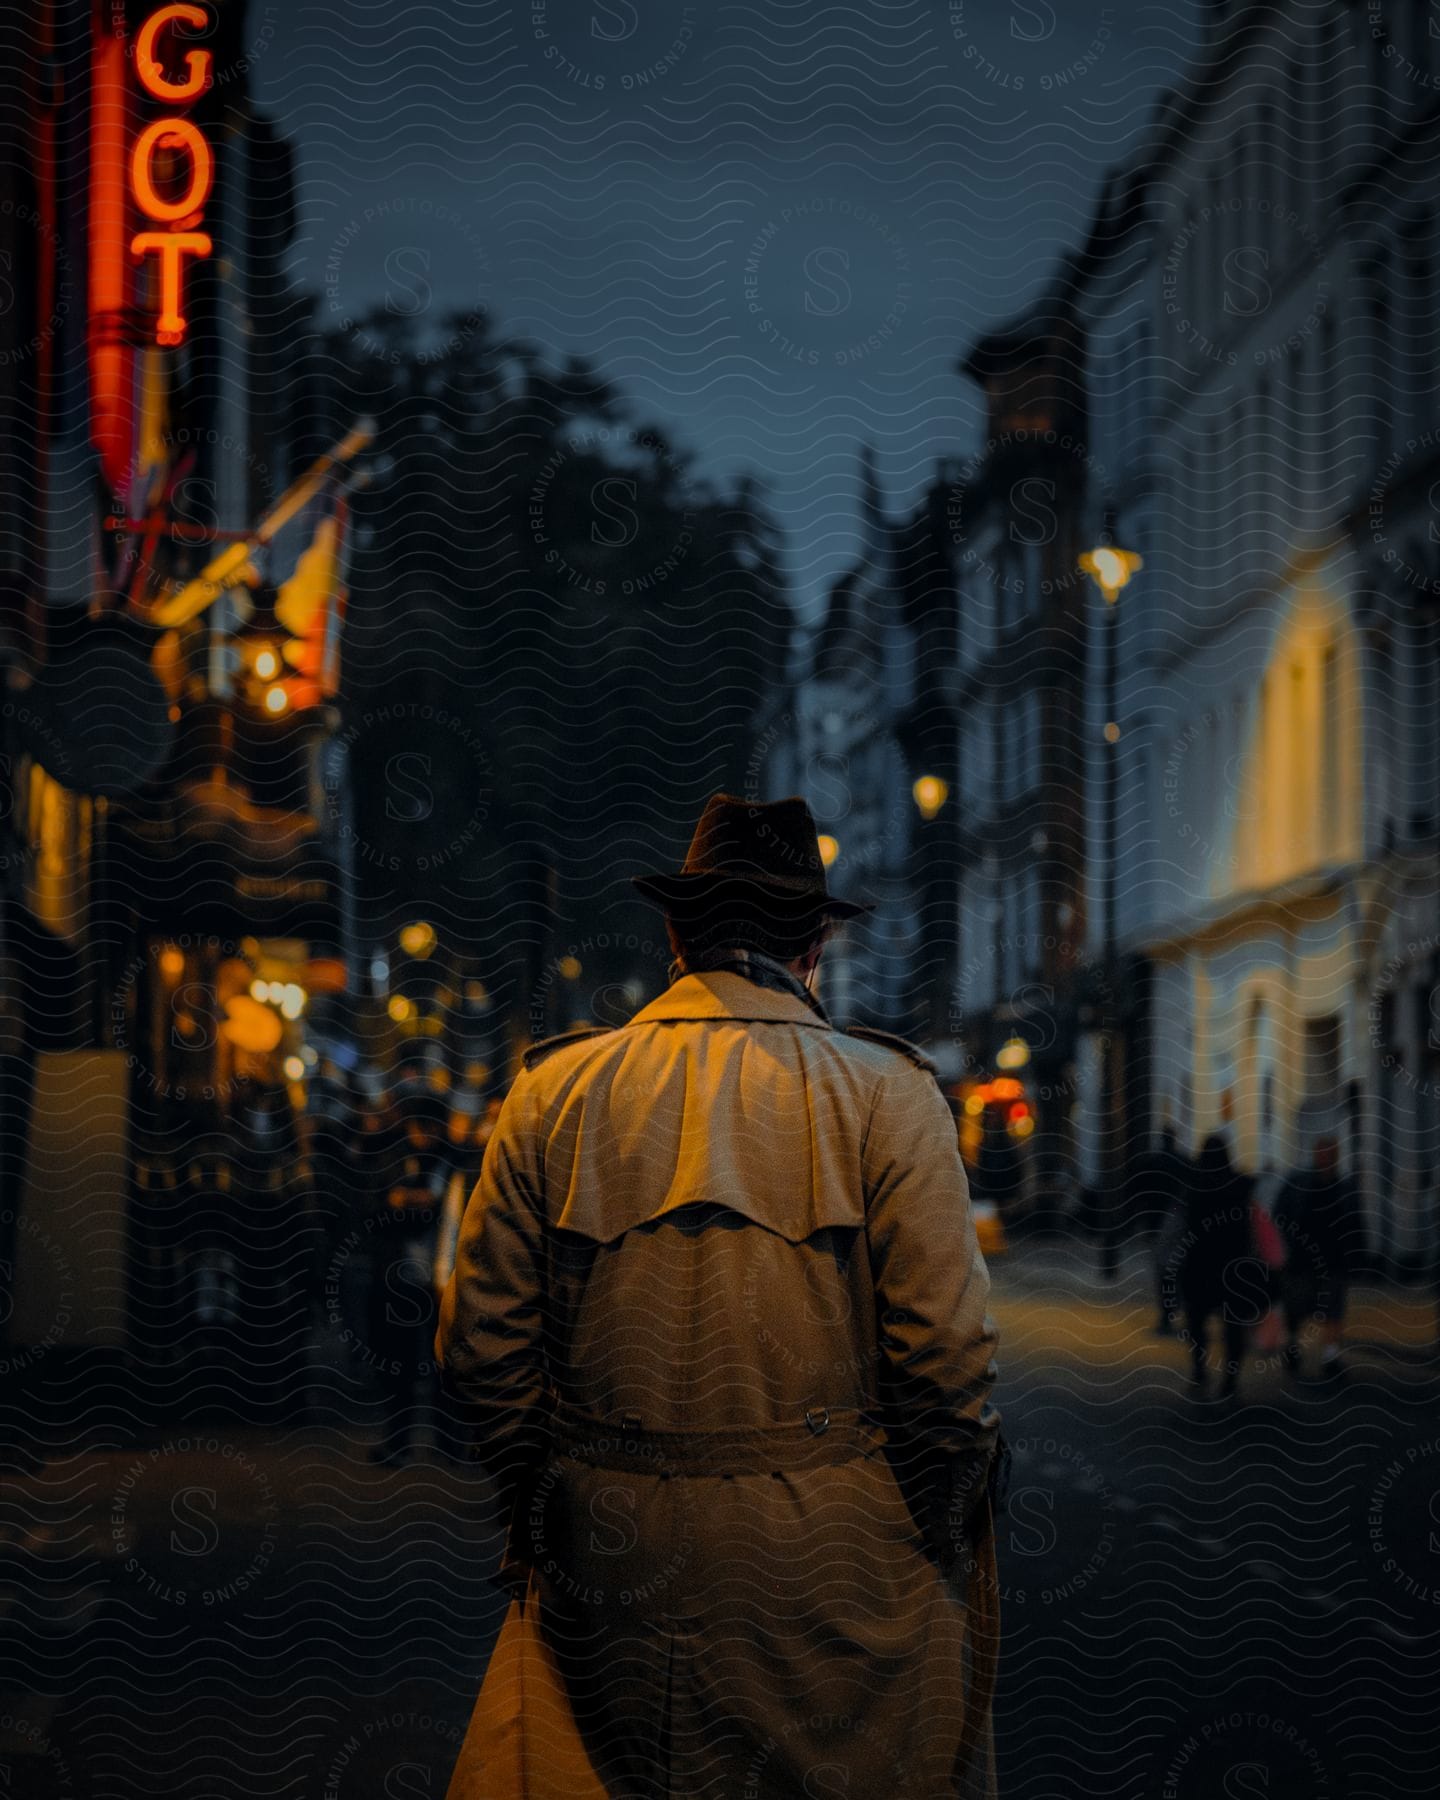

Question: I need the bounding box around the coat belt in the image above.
[546,1402,888,1476]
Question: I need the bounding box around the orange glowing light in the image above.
[1079,544,1143,604]
[135,3,213,102]
[995,1034,1030,1071]
[912,774,949,820]
[990,1077,1024,1102]
[131,117,213,223]
[130,231,211,343]
[89,27,133,491]
[102,5,216,350]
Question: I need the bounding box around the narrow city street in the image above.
[5,2,1439,1794]
[4,1234,1436,1800]
[988,1241,1440,1800]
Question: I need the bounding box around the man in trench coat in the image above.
[437,795,1002,1798]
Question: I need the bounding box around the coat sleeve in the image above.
[862,1058,1001,1554]
[435,1076,551,1501]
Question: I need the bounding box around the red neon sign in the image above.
[90,23,133,491]
[129,3,214,346]
[135,4,213,103]
[131,119,213,224]
[130,232,213,346]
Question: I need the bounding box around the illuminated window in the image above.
[1257,668,1275,883]
[1289,660,1306,867]
[1319,642,1340,858]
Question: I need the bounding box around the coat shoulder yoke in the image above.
[522,1025,614,1071]
[844,1025,942,1082]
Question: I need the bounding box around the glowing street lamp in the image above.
[817,834,840,869]
[912,774,949,820]
[996,1035,1030,1072]
[1080,533,1140,1283]
[1079,543,1142,604]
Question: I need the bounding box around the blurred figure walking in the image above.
[230,1075,307,1418]
[1173,1133,1255,1399]
[1129,1125,1190,1335]
[307,1061,358,1297]
[367,1096,451,1466]
[1274,1135,1366,1379]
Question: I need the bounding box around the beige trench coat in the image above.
[438,970,1001,1798]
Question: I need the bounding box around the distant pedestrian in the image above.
[354,1097,406,1213]
[1273,1135,1366,1378]
[230,1075,307,1414]
[307,1068,357,1291]
[367,1098,451,1466]
[429,1100,499,1466]
[977,1110,1023,1217]
[1172,1133,1255,1399]
[1247,1172,1289,1355]
[1130,1127,1190,1334]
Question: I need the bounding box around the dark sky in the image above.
[253,0,1198,620]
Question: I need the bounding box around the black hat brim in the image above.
[631,871,872,919]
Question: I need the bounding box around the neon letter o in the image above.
[131,118,214,224]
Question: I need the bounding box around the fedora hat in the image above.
[632,793,872,918]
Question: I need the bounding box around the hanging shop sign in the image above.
[129,3,215,346]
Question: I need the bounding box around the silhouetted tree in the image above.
[299,310,793,1037]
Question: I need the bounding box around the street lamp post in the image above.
[911,775,950,1037]
[1080,539,1141,1280]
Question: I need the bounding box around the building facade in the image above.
[762,451,922,1032]
[0,0,359,1383]
[947,297,1098,1205]
[1080,0,1440,1264]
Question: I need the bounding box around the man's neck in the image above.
[671,945,829,1022]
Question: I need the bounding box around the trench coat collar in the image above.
[627,970,834,1031]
